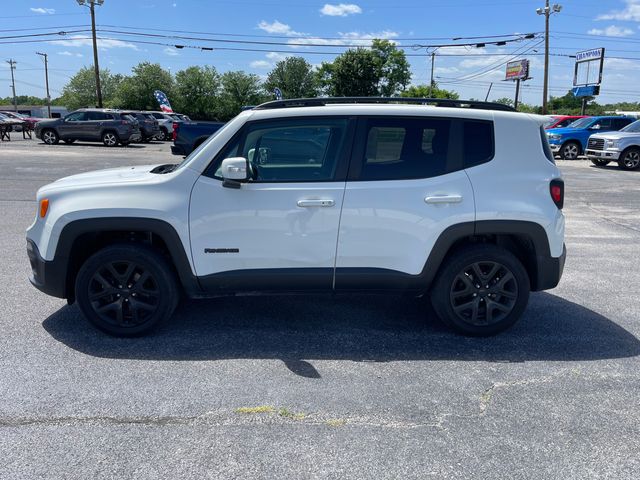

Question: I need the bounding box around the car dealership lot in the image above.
[1,135,639,479]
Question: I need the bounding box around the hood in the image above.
[546,126,587,135]
[40,164,162,193]
[589,131,639,141]
[35,118,61,127]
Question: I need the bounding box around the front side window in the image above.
[65,112,87,122]
[213,118,348,182]
[621,120,640,133]
[360,118,451,181]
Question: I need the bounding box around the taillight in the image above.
[550,179,564,209]
[172,122,179,141]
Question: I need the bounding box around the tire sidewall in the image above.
[431,245,531,336]
[42,129,59,145]
[75,244,179,336]
[102,131,119,147]
[618,148,640,170]
[561,141,580,160]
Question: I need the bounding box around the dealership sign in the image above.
[505,60,529,81]
[575,48,604,63]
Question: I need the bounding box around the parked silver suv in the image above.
[586,119,640,170]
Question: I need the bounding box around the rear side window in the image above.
[360,118,451,181]
[540,126,555,163]
[463,120,494,168]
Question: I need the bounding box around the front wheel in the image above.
[75,244,180,336]
[41,129,59,145]
[430,245,530,336]
[590,158,610,167]
[618,148,640,170]
[102,131,119,147]
[560,141,580,160]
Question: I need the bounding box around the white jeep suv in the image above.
[26,98,566,337]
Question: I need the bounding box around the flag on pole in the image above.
[274,87,283,100]
[154,90,173,113]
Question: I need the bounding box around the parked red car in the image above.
[0,111,42,130]
[544,115,587,129]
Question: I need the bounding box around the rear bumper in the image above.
[171,144,186,156]
[534,243,566,291]
[585,149,621,160]
[26,239,67,298]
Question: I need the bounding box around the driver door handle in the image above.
[425,194,463,204]
[297,199,335,208]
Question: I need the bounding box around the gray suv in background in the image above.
[35,109,142,147]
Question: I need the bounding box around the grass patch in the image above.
[235,406,276,414]
[325,419,346,427]
[278,408,305,420]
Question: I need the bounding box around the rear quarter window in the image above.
[463,120,494,168]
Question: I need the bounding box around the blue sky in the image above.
[2,0,640,106]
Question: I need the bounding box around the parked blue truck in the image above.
[546,115,635,159]
[171,120,225,156]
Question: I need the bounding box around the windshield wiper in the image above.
[150,163,178,174]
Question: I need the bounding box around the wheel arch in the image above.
[55,217,201,302]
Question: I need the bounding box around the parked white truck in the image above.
[586,119,640,170]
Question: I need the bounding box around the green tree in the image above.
[0,95,49,106]
[113,62,174,110]
[217,71,267,120]
[318,40,411,97]
[372,39,411,97]
[58,66,123,110]
[174,65,220,120]
[494,97,514,107]
[401,84,459,100]
[263,57,318,99]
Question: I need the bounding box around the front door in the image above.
[189,116,354,292]
[57,111,87,139]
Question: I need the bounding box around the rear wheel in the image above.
[618,148,640,170]
[42,129,59,145]
[160,127,171,141]
[430,245,530,336]
[102,131,119,147]
[560,141,580,160]
[75,244,179,336]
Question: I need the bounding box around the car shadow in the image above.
[39,141,146,149]
[590,164,639,173]
[42,292,640,376]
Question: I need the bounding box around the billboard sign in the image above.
[573,47,605,87]
[505,60,529,81]
[575,48,604,63]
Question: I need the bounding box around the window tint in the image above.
[463,120,494,167]
[615,118,632,129]
[152,113,164,119]
[557,119,573,128]
[360,118,450,181]
[87,111,109,121]
[214,118,348,182]
[65,112,87,121]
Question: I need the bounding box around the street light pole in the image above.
[77,0,105,108]
[537,1,562,114]
[36,52,51,118]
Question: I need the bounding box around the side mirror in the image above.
[590,124,601,130]
[220,157,249,189]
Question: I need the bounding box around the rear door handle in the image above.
[425,194,463,204]
[297,199,335,208]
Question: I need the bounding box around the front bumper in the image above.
[585,149,621,160]
[549,143,561,153]
[26,239,67,298]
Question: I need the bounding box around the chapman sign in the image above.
[575,48,604,63]
[505,60,529,81]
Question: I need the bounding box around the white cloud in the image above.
[57,50,83,57]
[596,0,640,21]
[588,25,634,37]
[30,7,55,14]
[250,60,272,69]
[320,3,362,16]
[52,35,138,50]
[172,2,177,6]
[257,20,304,36]
[287,30,399,48]
[266,52,288,62]
[604,57,637,70]
[163,47,179,56]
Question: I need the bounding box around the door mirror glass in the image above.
[590,124,601,130]
[220,157,249,181]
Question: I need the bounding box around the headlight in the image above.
[605,139,618,148]
[548,134,562,141]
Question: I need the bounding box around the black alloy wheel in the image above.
[431,245,530,336]
[75,245,179,336]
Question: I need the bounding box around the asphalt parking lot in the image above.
[1,134,639,479]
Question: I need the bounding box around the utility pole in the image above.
[6,59,17,112]
[77,0,105,107]
[36,52,51,118]
[537,2,562,114]
[429,51,436,97]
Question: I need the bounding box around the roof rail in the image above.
[254,97,517,112]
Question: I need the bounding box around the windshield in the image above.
[620,119,640,133]
[544,116,559,127]
[566,117,593,129]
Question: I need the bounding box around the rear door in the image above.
[85,111,111,139]
[335,116,476,291]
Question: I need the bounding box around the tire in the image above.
[75,244,180,336]
[160,127,171,141]
[63,139,76,145]
[559,141,580,160]
[102,131,119,147]
[41,129,59,145]
[617,148,640,170]
[430,244,530,336]
[590,158,610,167]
